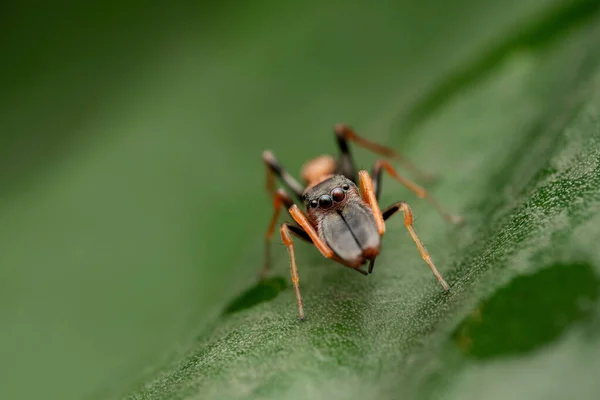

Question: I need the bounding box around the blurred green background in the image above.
[2,1,600,399]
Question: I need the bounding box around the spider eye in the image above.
[342,183,350,191]
[309,199,318,208]
[318,195,333,209]
[331,188,345,202]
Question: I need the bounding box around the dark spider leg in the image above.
[262,150,305,201]
[333,124,359,182]
[368,259,376,274]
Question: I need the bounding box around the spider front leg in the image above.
[262,188,295,279]
[279,222,309,320]
[262,187,315,280]
[282,206,340,321]
[358,170,386,235]
[357,170,385,274]
[382,201,450,291]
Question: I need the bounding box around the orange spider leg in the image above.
[280,222,307,320]
[288,205,334,259]
[261,188,295,279]
[381,201,450,290]
[358,170,385,235]
[373,160,463,225]
[282,206,366,320]
[335,123,435,182]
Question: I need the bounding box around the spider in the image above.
[261,124,462,320]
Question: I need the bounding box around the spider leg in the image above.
[357,170,385,235]
[262,150,305,201]
[280,210,366,320]
[381,201,450,290]
[371,159,463,224]
[280,222,311,320]
[261,188,305,279]
[335,124,435,182]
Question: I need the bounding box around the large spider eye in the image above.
[318,195,333,209]
[342,183,350,191]
[331,187,345,202]
[309,199,318,208]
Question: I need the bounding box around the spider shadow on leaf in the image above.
[222,276,288,315]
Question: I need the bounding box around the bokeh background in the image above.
[2,1,600,400]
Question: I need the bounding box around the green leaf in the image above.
[2,1,600,400]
